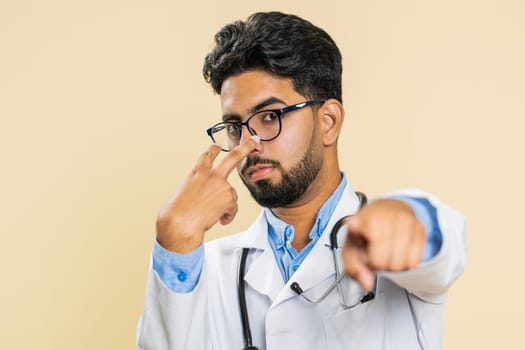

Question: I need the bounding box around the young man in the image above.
[137,12,466,350]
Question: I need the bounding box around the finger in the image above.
[220,202,238,225]
[389,216,414,271]
[406,221,425,268]
[343,246,375,292]
[366,219,392,270]
[195,144,222,169]
[214,136,259,178]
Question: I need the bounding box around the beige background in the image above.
[1,0,523,349]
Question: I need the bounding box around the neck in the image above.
[271,166,342,252]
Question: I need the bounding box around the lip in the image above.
[245,164,275,180]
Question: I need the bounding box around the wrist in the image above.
[156,224,204,254]
[156,233,203,254]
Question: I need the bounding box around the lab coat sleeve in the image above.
[381,189,467,304]
[136,254,212,350]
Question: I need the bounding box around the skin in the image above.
[156,69,425,291]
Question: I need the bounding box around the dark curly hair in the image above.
[203,12,343,102]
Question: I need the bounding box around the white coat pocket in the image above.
[323,292,388,349]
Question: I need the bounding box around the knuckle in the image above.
[190,167,200,178]
[368,251,385,270]
[390,259,405,272]
[367,261,380,271]
[207,144,220,154]
[191,166,208,178]
[198,147,216,162]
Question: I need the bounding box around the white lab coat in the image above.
[137,186,466,350]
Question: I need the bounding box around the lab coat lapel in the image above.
[243,249,284,301]
[271,185,363,308]
[233,212,285,301]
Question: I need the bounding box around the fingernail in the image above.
[250,135,260,143]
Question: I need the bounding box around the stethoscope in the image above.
[237,192,376,350]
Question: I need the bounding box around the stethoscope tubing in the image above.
[238,247,258,350]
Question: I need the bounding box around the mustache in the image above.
[241,156,281,174]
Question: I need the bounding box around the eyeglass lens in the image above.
[211,111,280,151]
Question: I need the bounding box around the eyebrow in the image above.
[221,97,287,122]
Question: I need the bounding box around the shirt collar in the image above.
[264,173,348,249]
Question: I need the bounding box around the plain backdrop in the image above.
[1,0,524,349]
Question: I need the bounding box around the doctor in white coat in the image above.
[137,12,466,350]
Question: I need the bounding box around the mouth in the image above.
[244,164,275,181]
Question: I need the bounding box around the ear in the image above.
[318,99,344,146]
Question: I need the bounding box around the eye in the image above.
[226,124,240,136]
[261,112,279,123]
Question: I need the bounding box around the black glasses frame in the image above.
[206,99,326,152]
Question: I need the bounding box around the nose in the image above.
[238,123,256,143]
[239,124,262,153]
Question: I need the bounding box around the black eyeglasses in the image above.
[206,99,325,152]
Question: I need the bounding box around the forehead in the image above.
[220,70,301,114]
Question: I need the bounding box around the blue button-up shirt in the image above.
[264,175,347,282]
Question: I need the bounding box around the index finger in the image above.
[195,143,222,169]
[214,136,259,178]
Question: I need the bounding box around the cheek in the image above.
[284,118,315,147]
[268,120,314,166]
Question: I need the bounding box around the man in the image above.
[137,12,466,350]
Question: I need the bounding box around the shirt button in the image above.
[292,265,299,271]
[177,271,187,282]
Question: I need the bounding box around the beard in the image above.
[240,142,323,208]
